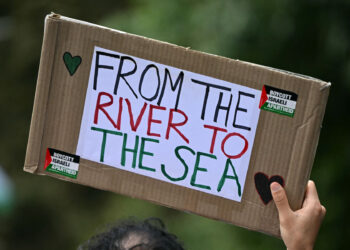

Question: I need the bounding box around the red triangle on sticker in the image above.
[259,85,268,109]
[44,148,52,170]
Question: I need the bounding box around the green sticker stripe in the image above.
[46,164,78,179]
[261,102,295,117]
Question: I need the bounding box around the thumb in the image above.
[270,182,292,217]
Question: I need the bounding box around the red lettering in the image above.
[221,132,248,159]
[125,98,147,132]
[166,109,189,144]
[203,124,227,154]
[147,104,166,137]
[94,92,118,128]
[116,97,123,130]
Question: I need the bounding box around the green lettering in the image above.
[161,145,194,181]
[191,152,216,190]
[138,137,159,172]
[91,127,122,162]
[121,133,139,168]
[217,158,241,197]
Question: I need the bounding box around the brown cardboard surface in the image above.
[24,13,330,237]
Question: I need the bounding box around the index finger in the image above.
[302,180,320,208]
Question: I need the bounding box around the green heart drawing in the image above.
[63,52,82,76]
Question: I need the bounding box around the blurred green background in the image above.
[0,0,349,249]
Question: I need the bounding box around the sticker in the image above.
[254,172,284,205]
[44,148,80,179]
[259,85,298,117]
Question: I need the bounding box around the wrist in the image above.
[287,245,313,250]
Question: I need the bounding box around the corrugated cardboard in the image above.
[24,13,330,237]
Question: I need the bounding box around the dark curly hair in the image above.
[78,218,185,250]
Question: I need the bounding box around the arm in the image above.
[270,180,326,250]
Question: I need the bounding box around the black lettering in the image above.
[93,51,120,90]
[191,79,231,120]
[115,56,138,98]
[214,92,232,127]
[233,91,255,131]
[139,64,160,101]
[157,68,184,110]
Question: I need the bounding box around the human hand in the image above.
[270,180,326,250]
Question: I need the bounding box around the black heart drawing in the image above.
[254,172,284,205]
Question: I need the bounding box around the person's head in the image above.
[78,217,184,250]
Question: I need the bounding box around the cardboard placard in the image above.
[24,14,330,237]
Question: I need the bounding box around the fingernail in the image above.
[270,182,281,192]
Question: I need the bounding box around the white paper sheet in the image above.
[77,46,261,201]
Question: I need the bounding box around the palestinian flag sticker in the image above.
[44,148,80,179]
[259,85,298,117]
